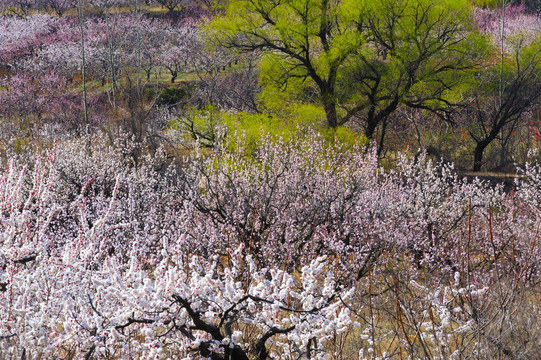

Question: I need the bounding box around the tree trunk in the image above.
[322,93,338,128]
[473,125,501,171]
[365,119,378,140]
[377,119,387,157]
[365,98,399,142]
[473,140,489,171]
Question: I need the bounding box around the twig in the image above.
[87,294,102,318]
[15,254,37,264]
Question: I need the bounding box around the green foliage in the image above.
[12,137,32,155]
[225,112,283,151]
[322,126,368,148]
[259,81,328,126]
[470,34,541,105]
[209,0,488,141]
[469,0,504,8]
[209,0,365,128]
[154,85,193,107]
[169,103,362,153]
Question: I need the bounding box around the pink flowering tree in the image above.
[177,133,398,272]
[474,5,541,51]
[0,131,540,358]
[0,14,60,71]
[158,20,199,83]
[0,71,62,120]
[0,146,357,358]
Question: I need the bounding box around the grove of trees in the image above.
[1,0,541,358]
[1,133,541,358]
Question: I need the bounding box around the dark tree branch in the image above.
[115,313,155,333]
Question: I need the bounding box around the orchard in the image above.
[1,0,541,359]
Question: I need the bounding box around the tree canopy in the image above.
[210,0,488,142]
